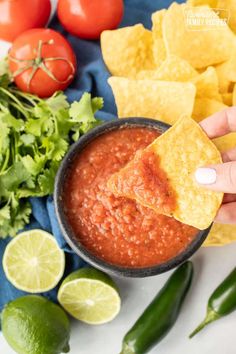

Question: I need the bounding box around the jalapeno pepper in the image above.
[190,267,236,338]
[120,261,193,354]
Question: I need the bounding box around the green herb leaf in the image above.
[0,120,10,153]
[46,91,70,112]
[0,161,30,191]
[38,161,60,195]
[0,205,10,226]
[69,92,102,125]
[21,155,46,176]
[69,93,103,139]
[20,134,36,146]
[92,97,104,113]
[0,76,103,238]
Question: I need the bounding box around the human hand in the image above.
[195,107,236,224]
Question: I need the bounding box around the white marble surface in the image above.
[1,243,236,354]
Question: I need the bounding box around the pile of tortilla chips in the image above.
[101,1,236,246]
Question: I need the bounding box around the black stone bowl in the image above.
[54,118,211,278]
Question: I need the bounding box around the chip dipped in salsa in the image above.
[63,126,197,268]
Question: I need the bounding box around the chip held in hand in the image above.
[108,117,223,230]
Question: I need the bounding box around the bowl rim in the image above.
[54,117,211,278]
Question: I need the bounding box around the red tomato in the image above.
[9,29,77,98]
[57,0,124,40]
[0,0,51,42]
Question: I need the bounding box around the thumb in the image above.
[195,161,236,193]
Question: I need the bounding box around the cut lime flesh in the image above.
[58,268,121,325]
[3,229,65,293]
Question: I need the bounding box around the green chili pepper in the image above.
[120,261,193,354]
[190,267,236,338]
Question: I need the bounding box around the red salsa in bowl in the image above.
[55,119,210,277]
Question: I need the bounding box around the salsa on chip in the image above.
[108,117,223,230]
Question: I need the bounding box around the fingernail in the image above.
[195,168,217,185]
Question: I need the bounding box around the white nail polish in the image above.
[195,168,217,185]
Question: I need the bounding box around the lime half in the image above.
[3,229,65,293]
[58,267,121,325]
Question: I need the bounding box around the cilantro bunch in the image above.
[0,74,103,238]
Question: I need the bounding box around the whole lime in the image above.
[1,295,70,354]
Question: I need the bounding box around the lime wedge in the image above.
[3,229,65,293]
[58,268,121,325]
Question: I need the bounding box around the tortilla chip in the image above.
[152,9,167,66]
[215,47,236,93]
[221,92,233,106]
[137,55,198,81]
[233,83,236,105]
[186,0,218,5]
[152,39,167,67]
[163,3,235,68]
[215,76,231,94]
[137,60,220,100]
[108,116,223,230]
[192,98,228,122]
[135,70,160,80]
[204,223,236,246]
[218,0,236,33]
[213,133,236,152]
[193,67,222,100]
[221,81,232,94]
[101,24,154,78]
[108,77,196,125]
[152,9,166,37]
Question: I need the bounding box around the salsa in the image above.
[63,127,197,268]
[108,148,177,215]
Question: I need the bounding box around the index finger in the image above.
[199,106,236,139]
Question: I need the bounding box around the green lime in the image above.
[1,295,70,354]
[58,267,121,325]
[3,229,65,293]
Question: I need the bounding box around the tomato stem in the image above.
[9,39,76,93]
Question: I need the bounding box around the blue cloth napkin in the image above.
[0,0,184,312]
